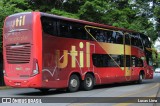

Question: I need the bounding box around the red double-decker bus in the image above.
[3,12,153,92]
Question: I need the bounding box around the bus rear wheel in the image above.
[81,74,94,91]
[68,74,80,92]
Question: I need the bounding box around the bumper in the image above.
[4,74,42,88]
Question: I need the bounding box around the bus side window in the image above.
[131,56,136,67]
[90,28,99,41]
[41,17,57,36]
[131,33,143,49]
[92,54,103,67]
[92,54,119,67]
[59,21,71,38]
[109,55,119,67]
[135,34,143,49]
[132,56,143,67]
[131,36,135,46]
[111,31,116,43]
[85,28,94,41]
[126,55,131,67]
[96,30,106,42]
[116,32,123,44]
[125,34,130,45]
[92,54,110,67]
[69,23,86,40]
[137,58,143,67]
[106,31,114,43]
[89,28,108,42]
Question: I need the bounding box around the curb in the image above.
[0,86,12,90]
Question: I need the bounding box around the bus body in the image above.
[3,12,153,92]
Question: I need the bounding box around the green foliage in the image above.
[0,0,160,52]
[78,0,109,23]
[63,0,85,13]
[51,9,79,19]
[0,0,31,50]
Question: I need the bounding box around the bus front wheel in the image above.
[137,73,143,84]
[68,74,80,92]
[81,74,94,91]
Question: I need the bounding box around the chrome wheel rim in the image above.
[140,74,143,80]
[70,79,78,88]
[86,77,92,87]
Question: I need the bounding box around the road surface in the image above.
[1,73,160,106]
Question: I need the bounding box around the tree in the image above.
[0,0,160,51]
[154,0,160,39]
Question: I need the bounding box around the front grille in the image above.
[6,43,31,64]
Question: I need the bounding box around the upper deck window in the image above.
[41,16,57,36]
[140,34,151,48]
[115,32,123,44]
[59,20,86,39]
[124,34,130,45]
[4,13,33,34]
[131,33,143,49]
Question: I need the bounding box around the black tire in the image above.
[81,74,94,91]
[38,88,50,93]
[68,74,80,92]
[137,73,143,84]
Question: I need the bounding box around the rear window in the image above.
[4,12,33,34]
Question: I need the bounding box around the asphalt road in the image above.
[1,73,160,106]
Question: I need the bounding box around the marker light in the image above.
[3,70,7,76]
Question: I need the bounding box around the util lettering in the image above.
[44,42,91,68]
[11,15,26,28]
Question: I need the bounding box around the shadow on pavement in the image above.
[16,79,155,96]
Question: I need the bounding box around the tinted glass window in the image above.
[87,28,118,43]
[59,20,71,37]
[132,56,143,67]
[69,23,86,39]
[104,30,114,43]
[140,34,151,48]
[125,34,130,45]
[41,16,57,36]
[145,51,152,65]
[131,34,143,49]
[92,54,130,67]
[96,30,107,42]
[92,54,133,67]
[92,54,118,67]
[116,32,123,44]
[41,16,88,40]
[126,55,131,67]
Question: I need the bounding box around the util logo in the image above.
[56,42,90,68]
[44,42,91,68]
[10,15,26,28]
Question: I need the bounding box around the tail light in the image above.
[31,59,39,76]
[3,60,7,76]
[3,70,7,76]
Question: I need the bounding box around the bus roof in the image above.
[6,12,148,37]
